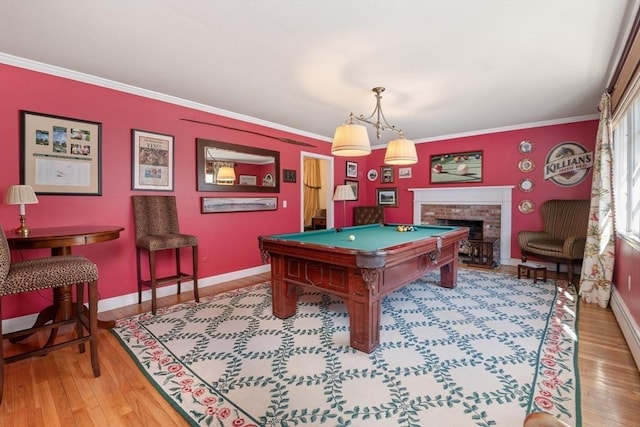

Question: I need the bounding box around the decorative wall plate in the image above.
[519,178,534,192]
[518,199,534,214]
[518,140,534,154]
[518,158,535,172]
[367,169,378,181]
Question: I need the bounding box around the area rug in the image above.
[112,269,580,427]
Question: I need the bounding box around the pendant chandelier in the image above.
[331,87,418,165]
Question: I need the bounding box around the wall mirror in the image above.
[196,138,280,193]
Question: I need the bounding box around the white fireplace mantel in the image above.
[409,186,514,265]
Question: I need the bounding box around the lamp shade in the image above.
[216,166,236,184]
[331,123,371,157]
[333,184,356,201]
[4,185,39,205]
[384,137,418,165]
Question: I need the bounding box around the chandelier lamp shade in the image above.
[331,87,418,165]
[4,184,39,237]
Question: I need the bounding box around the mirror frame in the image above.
[196,138,280,193]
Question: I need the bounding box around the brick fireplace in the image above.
[409,186,513,265]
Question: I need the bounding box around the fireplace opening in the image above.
[436,218,483,240]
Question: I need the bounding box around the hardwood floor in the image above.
[1,267,639,426]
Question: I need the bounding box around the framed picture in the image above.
[430,150,483,184]
[239,175,257,185]
[283,169,296,183]
[345,179,359,200]
[376,187,398,207]
[201,197,278,213]
[132,129,174,191]
[346,161,358,178]
[20,110,102,195]
[380,166,394,183]
[398,167,412,179]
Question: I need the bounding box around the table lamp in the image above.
[4,184,39,236]
[333,184,356,230]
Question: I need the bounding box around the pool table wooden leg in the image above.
[439,262,458,288]
[270,255,297,318]
[348,271,381,353]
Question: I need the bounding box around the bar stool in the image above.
[132,195,199,314]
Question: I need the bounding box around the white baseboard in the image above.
[1,264,271,334]
[610,286,640,372]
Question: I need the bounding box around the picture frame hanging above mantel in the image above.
[430,150,483,184]
[20,110,102,195]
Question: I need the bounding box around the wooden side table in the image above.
[467,237,499,268]
[518,262,547,283]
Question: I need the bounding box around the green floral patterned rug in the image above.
[112,269,580,427]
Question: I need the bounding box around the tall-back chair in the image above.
[132,195,199,314]
[354,206,386,226]
[0,227,100,404]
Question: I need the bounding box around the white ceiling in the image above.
[0,1,637,147]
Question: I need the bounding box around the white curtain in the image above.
[579,92,615,307]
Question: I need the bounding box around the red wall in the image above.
[2,62,637,327]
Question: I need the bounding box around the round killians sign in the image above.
[544,141,593,187]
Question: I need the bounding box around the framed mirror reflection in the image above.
[196,138,280,193]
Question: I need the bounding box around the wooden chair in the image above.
[354,206,386,226]
[517,199,589,283]
[132,195,199,315]
[0,227,100,404]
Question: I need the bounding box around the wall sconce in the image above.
[4,184,39,236]
[332,87,418,165]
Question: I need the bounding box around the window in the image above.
[613,88,640,243]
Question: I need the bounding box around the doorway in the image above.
[301,152,334,231]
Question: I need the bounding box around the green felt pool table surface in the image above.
[268,223,460,251]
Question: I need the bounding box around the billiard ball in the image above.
[348,234,355,241]
[457,164,469,175]
[433,164,443,173]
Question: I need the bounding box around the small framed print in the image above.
[132,129,174,191]
[21,110,102,195]
[238,175,257,185]
[345,179,359,200]
[283,169,296,183]
[380,166,394,183]
[376,187,398,207]
[398,167,412,179]
[346,161,358,178]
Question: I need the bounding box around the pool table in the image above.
[258,223,469,353]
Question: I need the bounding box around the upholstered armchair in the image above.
[517,199,590,283]
[354,206,385,226]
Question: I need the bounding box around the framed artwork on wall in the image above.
[131,129,174,191]
[201,197,278,213]
[430,150,483,184]
[376,187,398,207]
[380,166,394,183]
[346,161,358,178]
[21,110,102,195]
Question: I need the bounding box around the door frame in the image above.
[300,151,334,231]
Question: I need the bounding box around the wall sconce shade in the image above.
[332,87,418,164]
[384,136,418,165]
[4,184,39,236]
[216,166,236,185]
